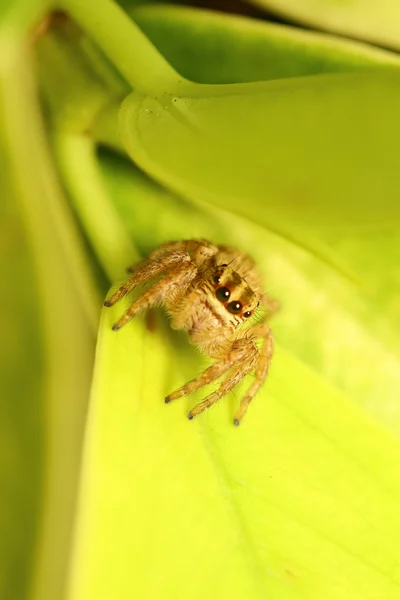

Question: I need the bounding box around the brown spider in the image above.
[104,239,278,425]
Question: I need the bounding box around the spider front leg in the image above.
[108,260,198,330]
[104,250,192,308]
[165,343,252,404]
[261,293,280,319]
[168,323,273,425]
[188,355,258,420]
[233,322,273,426]
[165,339,260,422]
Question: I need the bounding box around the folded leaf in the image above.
[133,4,400,83]
[247,0,400,53]
[119,72,400,238]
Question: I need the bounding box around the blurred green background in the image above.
[1,1,400,599]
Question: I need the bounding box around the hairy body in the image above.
[104,239,278,425]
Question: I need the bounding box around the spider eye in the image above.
[221,263,228,267]
[227,301,242,314]
[243,311,252,318]
[213,274,221,284]
[216,286,230,302]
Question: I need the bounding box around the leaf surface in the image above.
[119,72,400,238]
[133,4,400,83]
[69,296,400,600]
[247,0,400,52]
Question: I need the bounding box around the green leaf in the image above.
[68,297,400,600]
[0,14,98,600]
[0,139,43,600]
[66,146,400,600]
[132,4,400,83]
[119,71,400,239]
[247,0,400,52]
[324,230,400,326]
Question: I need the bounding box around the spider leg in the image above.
[233,323,273,426]
[165,344,250,403]
[111,261,197,330]
[188,351,257,420]
[148,239,218,263]
[260,294,280,319]
[104,250,191,307]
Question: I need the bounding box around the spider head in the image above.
[210,264,259,326]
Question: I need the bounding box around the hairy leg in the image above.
[233,322,273,425]
[260,294,280,318]
[111,262,197,330]
[165,335,260,421]
[188,350,258,419]
[165,343,250,403]
[149,239,218,263]
[104,250,191,307]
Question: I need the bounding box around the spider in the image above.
[104,239,278,425]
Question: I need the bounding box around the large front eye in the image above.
[227,301,242,314]
[216,287,230,302]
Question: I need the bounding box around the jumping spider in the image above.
[104,239,278,425]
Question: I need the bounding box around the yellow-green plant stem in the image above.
[55,134,139,280]
[56,0,272,98]
[57,0,188,94]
